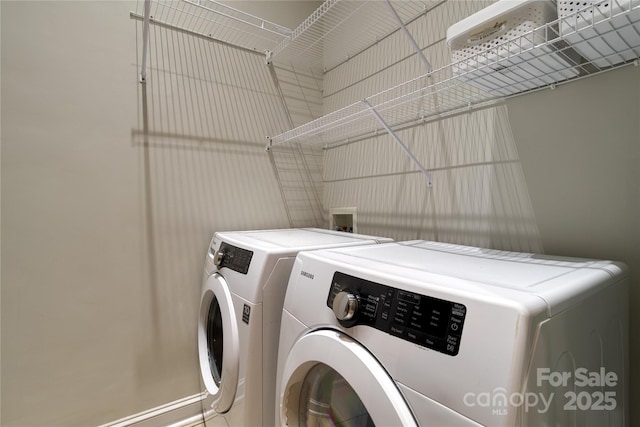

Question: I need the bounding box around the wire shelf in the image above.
[268,0,640,148]
[135,0,292,54]
[268,65,497,148]
[271,0,444,71]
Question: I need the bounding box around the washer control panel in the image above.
[214,242,253,274]
[327,272,466,356]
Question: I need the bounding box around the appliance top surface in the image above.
[215,228,392,252]
[308,240,626,304]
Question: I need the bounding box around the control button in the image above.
[446,335,459,346]
[389,325,405,337]
[424,336,438,348]
[362,301,378,320]
[393,311,407,325]
[213,250,225,266]
[333,291,358,321]
[406,330,420,342]
[452,304,466,317]
[444,336,460,355]
[448,316,464,335]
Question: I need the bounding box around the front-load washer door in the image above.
[278,329,417,427]
[199,273,239,414]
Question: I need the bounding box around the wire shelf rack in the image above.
[134,0,443,67]
[271,0,444,71]
[132,0,640,148]
[267,65,498,148]
[133,0,292,54]
[268,0,640,148]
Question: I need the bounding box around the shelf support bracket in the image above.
[139,0,151,83]
[383,0,432,74]
[363,100,433,187]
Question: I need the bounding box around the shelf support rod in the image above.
[383,0,432,73]
[140,0,151,83]
[363,100,433,187]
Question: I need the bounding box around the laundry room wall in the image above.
[319,0,640,423]
[506,65,640,424]
[1,1,320,426]
[322,0,545,251]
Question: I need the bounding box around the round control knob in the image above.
[332,291,358,321]
[213,250,225,266]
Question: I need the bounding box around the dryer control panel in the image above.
[214,242,253,274]
[327,272,466,356]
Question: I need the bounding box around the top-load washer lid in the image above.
[314,240,627,316]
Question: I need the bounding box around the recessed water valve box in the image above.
[329,207,357,233]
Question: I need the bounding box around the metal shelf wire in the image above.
[133,0,292,54]
[270,0,444,71]
[133,0,439,68]
[268,0,640,149]
[267,65,498,148]
[132,0,640,149]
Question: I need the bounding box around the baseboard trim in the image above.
[99,393,205,427]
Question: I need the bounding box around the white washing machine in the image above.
[276,240,629,427]
[198,228,392,427]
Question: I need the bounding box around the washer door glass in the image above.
[198,273,239,414]
[280,330,416,427]
[206,296,223,385]
[299,363,373,427]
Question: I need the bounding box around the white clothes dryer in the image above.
[198,228,392,427]
[276,240,628,427]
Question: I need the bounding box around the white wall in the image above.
[323,0,542,250]
[507,66,640,424]
[0,1,319,425]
